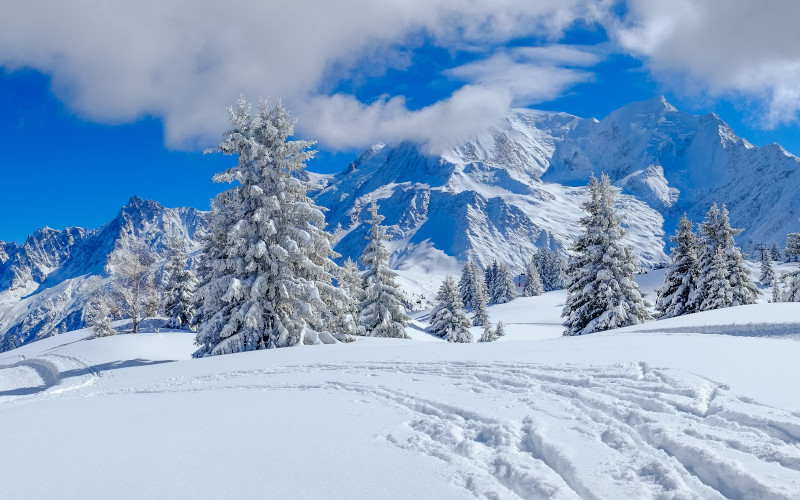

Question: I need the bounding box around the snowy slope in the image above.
[3,285,800,498]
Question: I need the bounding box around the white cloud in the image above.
[614,0,800,128]
[0,0,610,150]
[445,45,599,107]
[303,86,513,153]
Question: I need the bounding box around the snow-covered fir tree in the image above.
[360,201,409,338]
[655,213,700,319]
[485,260,498,297]
[787,219,800,262]
[0,333,19,353]
[459,262,475,307]
[785,271,800,302]
[164,237,196,330]
[491,263,517,304]
[458,261,489,326]
[699,247,733,311]
[494,321,506,338]
[772,275,784,303]
[771,243,783,262]
[521,258,543,297]
[428,276,472,343]
[563,174,651,336]
[107,238,159,334]
[760,248,776,286]
[193,98,341,356]
[332,257,364,337]
[85,293,116,338]
[470,272,490,327]
[695,203,759,311]
[191,189,237,333]
[534,247,566,291]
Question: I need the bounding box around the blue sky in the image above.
[2,1,800,243]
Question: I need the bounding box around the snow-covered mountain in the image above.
[0,197,206,349]
[3,96,799,350]
[316,97,800,280]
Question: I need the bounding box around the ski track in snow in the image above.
[0,353,99,401]
[39,359,800,500]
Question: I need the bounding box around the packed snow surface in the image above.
[3,293,800,499]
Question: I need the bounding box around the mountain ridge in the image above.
[2,96,799,350]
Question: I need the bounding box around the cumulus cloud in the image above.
[614,0,800,128]
[0,0,609,150]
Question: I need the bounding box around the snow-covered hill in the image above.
[3,284,800,499]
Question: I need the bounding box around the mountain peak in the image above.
[122,196,163,215]
[653,95,678,113]
[603,96,679,125]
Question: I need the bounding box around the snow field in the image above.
[3,296,800,498]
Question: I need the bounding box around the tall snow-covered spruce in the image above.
[360,201,409,338]
[563,174,651,336]
[760,248,776,286]
[459,261,489,326]
[655,213,700,319]
[490,263,517,304]
[521,258,543,297]
[695,203,759,311]
[164,237,196,330]
[534,247,565,292]
[193,98,342,356]
[428,276,472,343]
[331,257,364,337]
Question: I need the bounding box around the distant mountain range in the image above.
[2,96,798,349]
